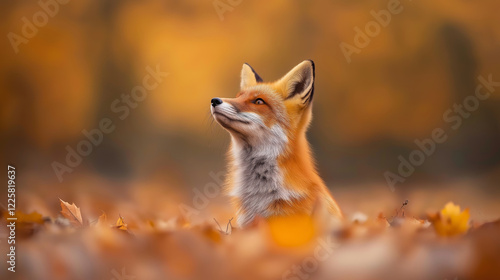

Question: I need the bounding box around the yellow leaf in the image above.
[430,202,470,237]
[59,198,83,228]
[268,214,316,247]
[3,211,44,224]
[115,215,128,231]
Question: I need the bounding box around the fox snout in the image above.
[211,97,223,107]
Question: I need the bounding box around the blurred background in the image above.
[1,0,500,222]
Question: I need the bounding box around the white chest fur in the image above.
[229,124,303,227]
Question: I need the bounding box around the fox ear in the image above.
[240,63,263,90]
[281,60,315,105]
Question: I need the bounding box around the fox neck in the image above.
[228,127,316,226]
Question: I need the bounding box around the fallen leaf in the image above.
[3,210,44,224]
[115,215,128,231]
[59,198,84,228]
[429,202,470,237]
[268,214,315,247]
[3,210,45,238]
[376,212,390,227]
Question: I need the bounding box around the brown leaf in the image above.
[59,198,83,228]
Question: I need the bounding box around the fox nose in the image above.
[211,97,223,107]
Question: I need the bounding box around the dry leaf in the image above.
[115,215,128,231]
[59,198,84,228]
[429,202,470,237]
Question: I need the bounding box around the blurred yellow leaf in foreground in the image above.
[268,214,316,247]
[6,211,44,224]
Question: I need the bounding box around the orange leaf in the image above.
[59,198,83,228]
[115,215,128,231]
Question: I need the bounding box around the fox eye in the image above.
[254,98,265,105]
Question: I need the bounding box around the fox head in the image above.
[210,60,316,152]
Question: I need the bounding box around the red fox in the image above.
[211,60,342,227]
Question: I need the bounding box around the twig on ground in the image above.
[214,218,223,232]
[214,217,234,235]
[226,217,233,234]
